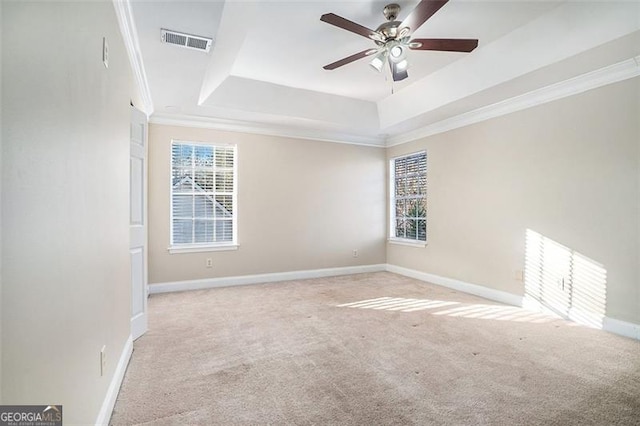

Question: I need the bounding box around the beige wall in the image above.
[0,2,635,423]
[148,125,387,284]
[2,1,134,422]
[387,77,640,324]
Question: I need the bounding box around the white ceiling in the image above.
[130,0,640,145]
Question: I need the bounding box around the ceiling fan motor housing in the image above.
[375,21,404,43]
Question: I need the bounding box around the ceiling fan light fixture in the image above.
[389,45,403,59]
[369,51,387,72]
[395,58,408,71]
[391,61,409,81]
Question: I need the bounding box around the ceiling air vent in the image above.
[161,29,212,53]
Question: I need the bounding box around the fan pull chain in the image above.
[383,65,394,95]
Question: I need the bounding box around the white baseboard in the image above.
[148,264,639,342]
[385,264,524,307]
[149,264,387,294]
[95,335,134,426]
[603,316,640,341]
[387,264,640,341]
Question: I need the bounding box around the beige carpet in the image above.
[111,272,640,425]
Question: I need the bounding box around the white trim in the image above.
[386,56,640,147]
[150,113,386,148]
[149,264,387,294]
[603,316,640,341]
[95,335,133,426]
[131,312,147,340]
[387,239,427,248]
[522,295,565,318]
[168,244,239,254]
[146,264,640,342]
[385,264,523,307]
[387,264,640,341]
[112,0,154,116]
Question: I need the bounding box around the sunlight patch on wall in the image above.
[524,229,607,329]
[337,297,560,324]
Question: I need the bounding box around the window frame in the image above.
[389,151,427,247]
[168,139,238,254]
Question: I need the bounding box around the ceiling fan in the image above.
[320,0,478,82]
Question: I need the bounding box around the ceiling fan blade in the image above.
[323,49,377,70]
[391,62,408,82]
[320,13,378,40]
[409,38,478,52]
[400,0,448,33]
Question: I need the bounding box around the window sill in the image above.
[388,239,427,248]
[168,244,239,254]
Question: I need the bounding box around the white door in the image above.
[130,106,148,340]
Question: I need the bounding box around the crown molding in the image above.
[151,56,638,149]
[112,0,154,116]
[386,55,640,147]
[149,113,387,148]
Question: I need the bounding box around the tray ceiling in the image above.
[130,0,640,145]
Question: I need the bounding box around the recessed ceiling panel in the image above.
[230,1,562,102]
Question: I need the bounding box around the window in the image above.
[170,141,237,252]
[390,151,427,244]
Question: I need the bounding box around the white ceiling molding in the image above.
[124,1,639,149]
[386,55,640,147]
[378,1,640,129]
[150,113,386,148]
[151,55,639,150]
[112,0,153,116]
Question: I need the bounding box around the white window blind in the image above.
[171,142,237,247]
[391,151,427,242]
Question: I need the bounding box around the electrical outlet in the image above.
[206,258,213,268]
[102,37,109,69]
[352,249,358,258]
[100,346,106,376]
[558,277,566,291]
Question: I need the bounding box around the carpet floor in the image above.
[111,272,640,425]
